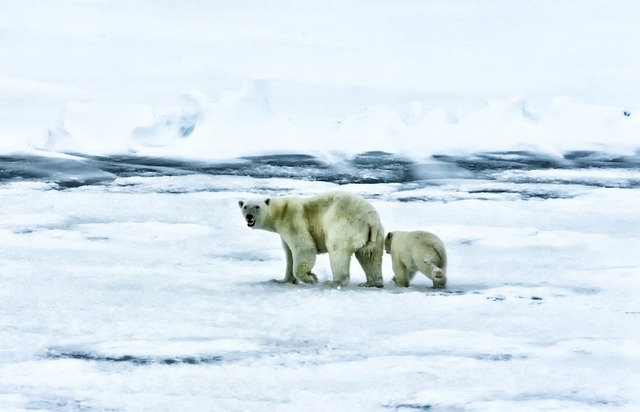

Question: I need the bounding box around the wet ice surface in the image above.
[1,153,639,411]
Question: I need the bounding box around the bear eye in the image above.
[256,206,260,209]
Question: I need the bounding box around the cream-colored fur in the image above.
[385,230,447,288]
[239,191,384,287]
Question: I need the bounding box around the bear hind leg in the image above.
[423,261,446,289]
[326,250,352,287]
[355,248,384,288]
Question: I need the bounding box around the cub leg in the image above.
[425,262,446,289]
[416,247,446,289]
[392,259,411,287]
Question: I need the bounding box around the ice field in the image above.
[0,154,639,411]
[1,0,640,410]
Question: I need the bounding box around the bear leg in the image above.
[355,249,384,288]
[392,260,411,287]
[326,250,351,287]
[292,249,318,284]
[424,262,446,289]
[277,239,299,284]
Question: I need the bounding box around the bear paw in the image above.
[359,281,384,288]
[431,267,446,289]
[325,279,349,288]
[431,278,446,289]
[392,278,410,287]
[298,273,318,285]
[272,277,298,285]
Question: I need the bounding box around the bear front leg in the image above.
[274,238,298,284]
[292,247,318,284]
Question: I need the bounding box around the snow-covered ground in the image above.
[0,161,639,411]
[1,1,640,411]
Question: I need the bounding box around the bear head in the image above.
[384,232,394,254]
[238,198,270,229]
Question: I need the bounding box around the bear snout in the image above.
[245,214,256,227]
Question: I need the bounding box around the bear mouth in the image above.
[246,219,255,227]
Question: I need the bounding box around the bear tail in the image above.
[367,225,375,245]
[363,211,383,246]
[367,222,384,247]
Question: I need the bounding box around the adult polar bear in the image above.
[239,191,385,287]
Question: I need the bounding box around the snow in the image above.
[1,1,640,411]
[1,173,639,411]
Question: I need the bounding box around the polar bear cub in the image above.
[239,191,385,288]
[385,230,447,288]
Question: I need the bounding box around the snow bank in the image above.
[26,87,640,160]
[1,1,639,159]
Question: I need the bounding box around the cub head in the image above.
[238,198,270,229]
[384,232,394,254]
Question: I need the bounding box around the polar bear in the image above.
[238,191,385,287]
[385,230,447,288]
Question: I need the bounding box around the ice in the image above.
[1,170,639,411]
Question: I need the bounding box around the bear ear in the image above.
[386,232,393,240]
[238,200,244,208]
[264,198,270,206]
